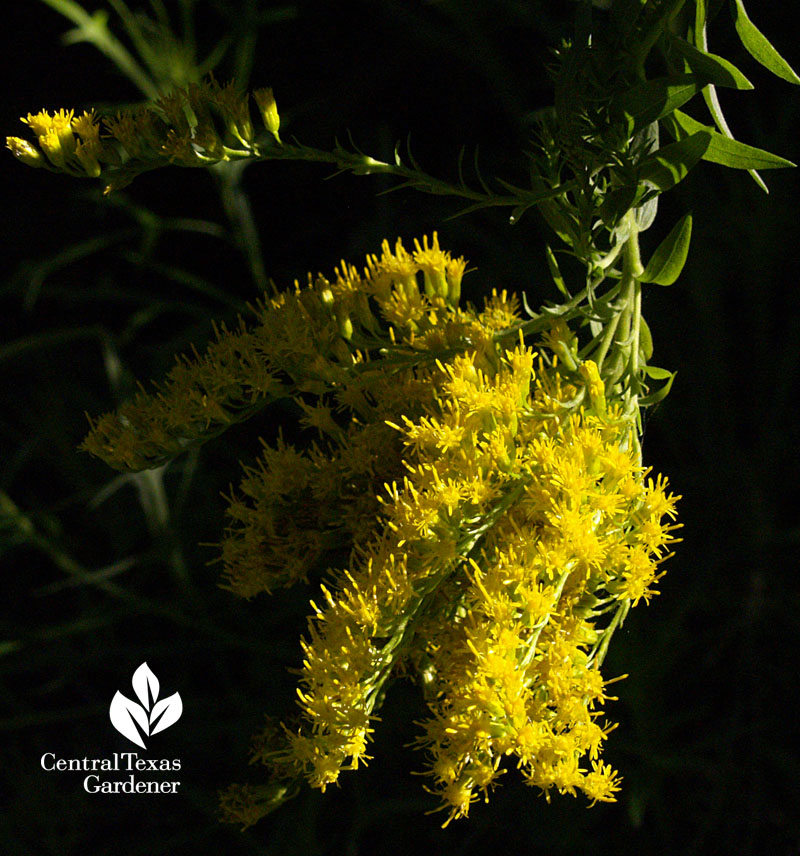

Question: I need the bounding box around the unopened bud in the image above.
[253,88,281,143]
[579,360,607,413]
[6,136,45,168]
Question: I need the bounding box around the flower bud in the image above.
[579,359,607,413]
[337,312,354,340]
[253,88,281,143]
[6,136,45,168]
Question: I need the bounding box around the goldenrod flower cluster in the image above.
[79,235,678,826]
[7,108,109,178]
[6,79,281,192]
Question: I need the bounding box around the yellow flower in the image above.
[72,110,101,143]
[22,109,55,138]
[75,234,678,824]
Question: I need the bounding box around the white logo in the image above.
[109,662,182,750]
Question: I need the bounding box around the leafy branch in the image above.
[6,0,798,434]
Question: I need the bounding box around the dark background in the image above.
[1,2,799,854]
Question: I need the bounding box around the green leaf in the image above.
[537,199,575,246]
[643,365,672,379]
[640,212,693,285]
[694,0,708,35]
[638,131,711,191]
[545,246,570,298]
[730,0,800,84]
[665,109,796,170]
[614,74,707,129]
[691,1,770,189]
[669,34,753,89]
[706,84,769,191]
[628,0,691,72]
[639,317,654,362]
[633,122,660,231]
[635,193,659,232]
[599,184,643,230]
[639,369,676,406]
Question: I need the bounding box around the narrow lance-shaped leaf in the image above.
[545,246,570,298]
[669,34,753,89]
[639,316,654,362]
[640,212,693,285]
[614,74,708,130]
[694,0,708,38]
[633,122,660,231]
[627,0,690,73]
[693,8,770,191]
[730,0,800,85]
[638,131,711,191]
[702,81,769,192]
[664,110,796,170]
[639,367,677,406]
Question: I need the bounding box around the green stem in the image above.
[241,141,570,213]
[630,277,643,394]
[40,0,159,100]
[622,218,644,279]
[232,0,259,89]
[621,221,644,400]
[593,309,622,371]
[213,160,268,291]
[589,600,631,668]
[595,219,643,379]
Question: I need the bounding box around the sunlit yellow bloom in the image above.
[72,110,101,143]
[75,234,677,827]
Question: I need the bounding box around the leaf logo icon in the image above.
[109,662,182,749]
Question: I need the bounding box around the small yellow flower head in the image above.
[414,233,451,300]
[22,110,54,138]
[582,759,622,806]
[72,110,101,144]
[19,109,76,169]
[154,89,190,130]
[38,130,67,169]
[253,87,281,142]
[210,78,255,145]
[104,110,143,157]
[51,108,76,155]
[540,318,579,370]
